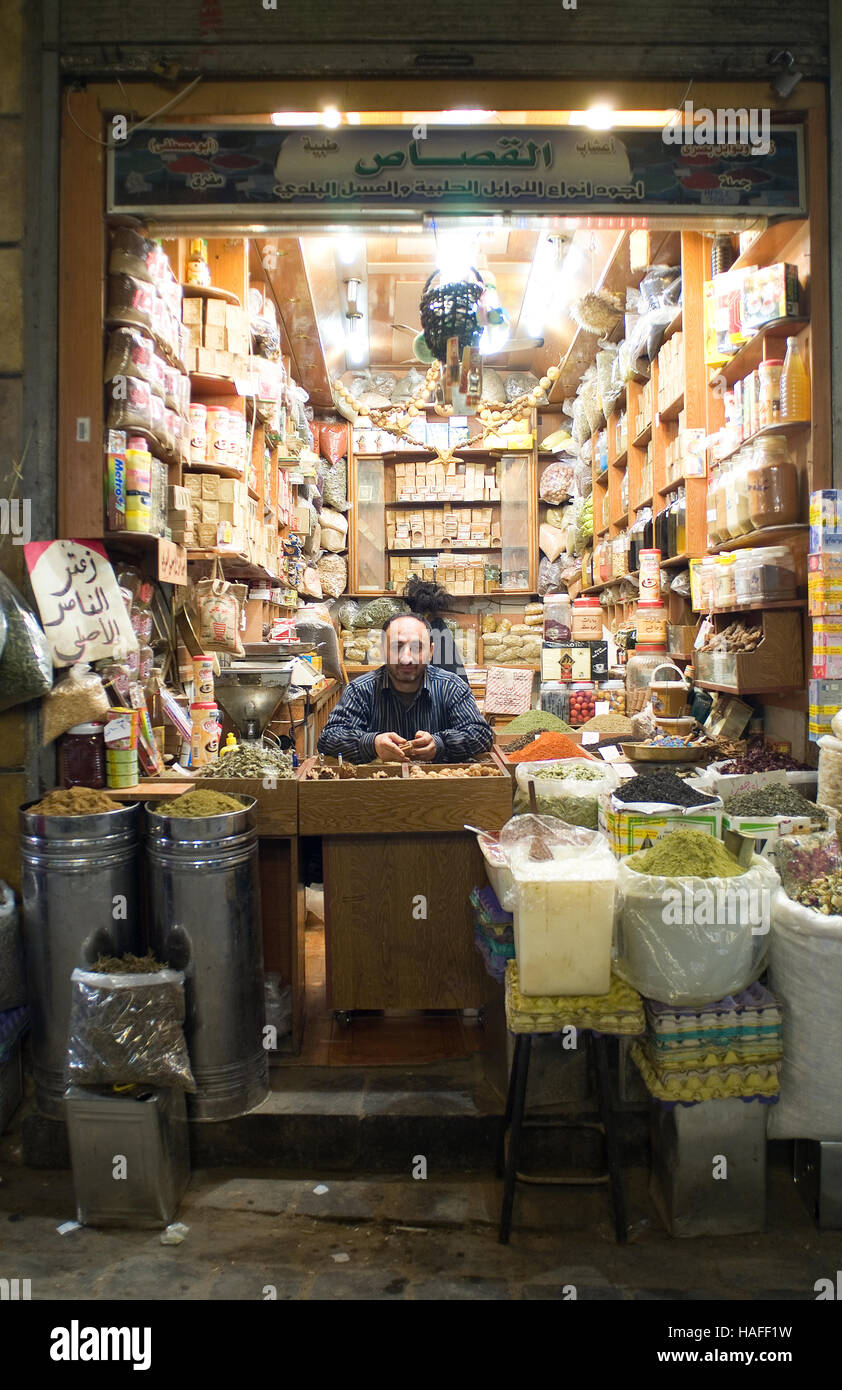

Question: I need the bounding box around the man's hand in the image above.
[410,730,438,762]
[374,732,410,762]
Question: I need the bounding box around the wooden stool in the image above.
[498,963,645,1245]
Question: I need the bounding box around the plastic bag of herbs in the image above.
[64,957,196,1091]
[0,570,52,713]
[513,759,620,830]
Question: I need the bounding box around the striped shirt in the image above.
[317,663,493,764]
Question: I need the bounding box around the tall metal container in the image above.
[19,802,141,1119]
[145,796,267,1120]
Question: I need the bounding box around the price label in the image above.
[581,731,600,745]
[599,743,623,761]
[157,538,188,586]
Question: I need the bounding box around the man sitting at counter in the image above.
[318,613,493,764]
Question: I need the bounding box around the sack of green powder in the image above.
[65,964,196,1091]
[0,571,52,713]
[615,843,779,1006]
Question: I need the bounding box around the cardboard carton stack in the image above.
[181,296,253,378]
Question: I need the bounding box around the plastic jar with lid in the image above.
[706,469,724,547]
[635,601,667,646]
[61,722,106,789]
[543,593,572,641]
[205,406,231,467]
[746,434,800,529]
[625,643,668,715]
[758,359,783,428]
[572,596,603,639]
[715,458,731,542]
[567,682,597,726]
[734,545,797,605]
[713,553,738,609]
[597,680,626,715]
[697,555,718,612]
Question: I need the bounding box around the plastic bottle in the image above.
[781,336,811,422]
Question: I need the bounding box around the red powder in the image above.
[507,733,591,763]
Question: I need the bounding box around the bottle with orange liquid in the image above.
[780,336,811,422]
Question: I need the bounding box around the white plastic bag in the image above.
[767,887,842,1139]
[614,854,778,1006]
[514,759,620,829]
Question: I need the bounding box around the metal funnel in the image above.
[214,662,294,742]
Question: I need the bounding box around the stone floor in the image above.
[1,1143,840,1301]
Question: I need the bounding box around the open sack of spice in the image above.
[513,758,621,829]
[41,663,109,745]
[614,828,779,1007]
[65,955,196,1091]
[763,831,842,1138]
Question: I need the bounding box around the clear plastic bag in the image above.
[294,609,342,679]
[539,460,575,503]
[319,507,348,553]
[539,522,566,563]
[316,553,347,599]
[614,855,778,1006]
[816,737,842,813]
[353,596,407,629]
[0,881,24,1012]
[317,457,349,512]
[41,664,109,745]
[332,598,361,630]
[537,556,566,597]
[0,571,52,713]
[768,886,842,1138]
[65,966,196,1091]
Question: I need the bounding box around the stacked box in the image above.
[809,679,842,741]
[809,492,842,554]
[740,263,800,333]
[812,616,842,678]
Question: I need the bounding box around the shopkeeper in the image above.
[319,614,493,764]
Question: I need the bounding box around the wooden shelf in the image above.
[662,308,683,342]
[610,450,628,469]
[386,498,502,507]
[731,219,807,272]
[633,422,652,448]
[388,545,503,553]
[710,317,810,388]
[183,460,247,481]
[634,495,653,511]
[189,372,256,398]
[709,599,807,612]
[713,420,812,467]
[694,681,803,697]
[711,523,809,554]
[661,553,695,568]
[658,390,684,422]
[658,474,705,497]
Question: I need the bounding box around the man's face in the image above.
[383,616,431,692]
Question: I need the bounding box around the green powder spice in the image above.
[724,785,827,826]
[503,710,574,734]
[627,828,746,879]
[530,764,604,782]
[168,789,248,817]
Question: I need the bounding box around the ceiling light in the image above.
[434,109,497,124]
[584,103,614,131]
[347,325,368,366]
[271,111,324,126]
[566,109,677,128]
[337,234,362,267]
[321,107,342,129]
[768,49,803,98]
[346,112,362,125]
[344,278,362,313]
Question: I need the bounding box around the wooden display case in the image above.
[694,609,804,694]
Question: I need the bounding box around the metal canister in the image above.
[19,802,142,1118]
[144,796,267,1120]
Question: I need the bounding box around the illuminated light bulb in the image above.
[584,103,614,131]
[322,107,342,128]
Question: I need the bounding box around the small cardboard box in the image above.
[599,794,724,856]
[181,297,203,326]
[201,472,219,499]
[542,641,591,682]
[200,499,219,524]
[204,298,227,326]
[722,810,832,857]
[184,472,202,500]
[203,324,226,351]
[196,522,218,549]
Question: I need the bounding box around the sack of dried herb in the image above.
[65,962,196,1091]
[0,570,52,713]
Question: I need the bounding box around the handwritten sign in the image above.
[157,538,188,586]
[24,540,139,668]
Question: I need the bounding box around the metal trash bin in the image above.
[64,1085,189,1227]
[650,1097,768,1236]
[19,802,142,1118]
[145,797,267,1120]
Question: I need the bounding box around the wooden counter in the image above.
[298,758,512,1013]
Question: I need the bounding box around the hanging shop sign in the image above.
[108,124,806,219]
[24,540,139,667]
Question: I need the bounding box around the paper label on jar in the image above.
[104,715,132,746]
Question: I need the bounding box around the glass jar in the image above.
[707,468,723,547]
[625,644,669,715]
[543,593,572,641]
[61,722,106,789]
[697,556,718,613]
[581,549,593,589]
[673,487,687,557]
[620,470,629,514]
[713,553,738,609]
[725,450,753,538]
[734,545,797,605]
[599,540,611,584]
[715,458,731,542]
[572,596,603,639]
[597,680,626,715]
[746,435,800,529]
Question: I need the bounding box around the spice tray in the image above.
[722,807,836,858]
[620,743,709,763]
[599,793,724,857]
[694,610,803,693]
[297,755,512,835]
